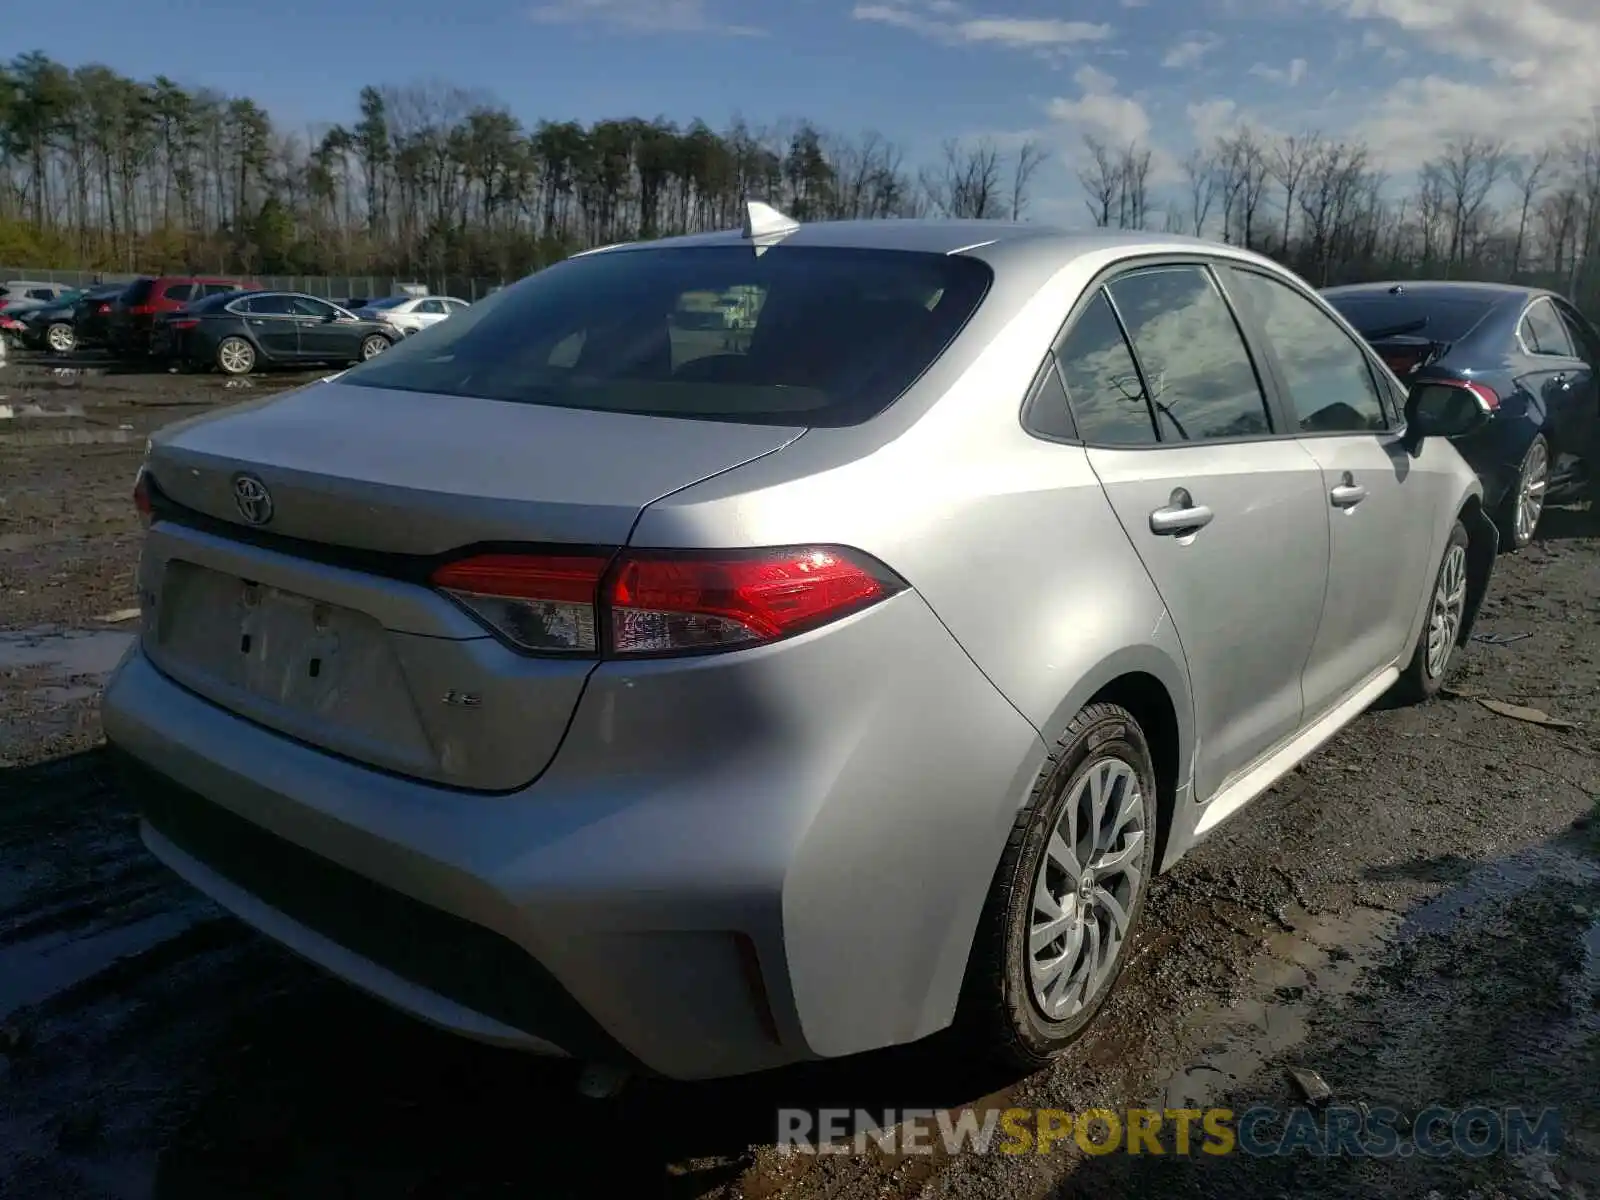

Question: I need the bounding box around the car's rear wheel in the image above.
[45,322,75,354]
[961,702,1157,1072]
[216,336,256,376]
[1499,435,1549,551]
[360,334,390,361]
[1394,520,1470,704]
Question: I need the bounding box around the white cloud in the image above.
[1333,0,1600,165]
[1162,34,1223,69]
[851,2,1113,51]
[1247,57,1308,85]
[527,0,762,35]
[1046,66,1185,184]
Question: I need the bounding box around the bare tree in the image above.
[1077,135,1119,227]
[1508,147,1552,274]
[1118,142,1152,229]
[1268,132,1318,256]
[1429,136,1507,265]
[1182,147,1216,236]
[1008,138,1047,220]
[920,137,1003,219]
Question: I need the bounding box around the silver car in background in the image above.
[102,207,1496,1083]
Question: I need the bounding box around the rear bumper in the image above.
[102,592,1045,1081]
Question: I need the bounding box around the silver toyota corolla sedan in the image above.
[102,206,1498,1084]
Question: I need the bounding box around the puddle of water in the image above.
[0,402,86,419]
[0,627,136,678]
[0,910,199,1018]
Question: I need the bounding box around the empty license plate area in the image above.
[151,559,438,773]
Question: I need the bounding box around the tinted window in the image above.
[416,298,446,315]
[26,288,54,300]
[1056,291,1154,445]
[239,294,296,316]
[1230,269,1387,433]
[1323,291,1500,345]
[122,279,154,305]
[1106,266,1270,442]
[1021,354,1077,441]
[289,296,338,318]
[1555,303,1600,366]
[1522,299,1574,357]
[202,282,236,297]
[162,283,194,302]
[340,246,993,427]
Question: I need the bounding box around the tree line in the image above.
[3,49,1600,309]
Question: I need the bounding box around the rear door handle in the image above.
[1330,482,1368,508]
[1149,502,1214,535]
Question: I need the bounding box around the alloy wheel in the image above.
[1425,542,1468,679]
[46,323,75,354]
[1515,440,1549,545]
[1028,757,1146,1022]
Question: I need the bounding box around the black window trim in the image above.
[1018,352,1080,444]
[1549,295,1600,368]
[1223,263,1402,440]
[1032,252,1291,450]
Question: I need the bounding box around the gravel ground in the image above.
[1,351,1597,1199]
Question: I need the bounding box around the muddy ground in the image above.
[1,350,1597,1200]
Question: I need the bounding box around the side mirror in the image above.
[1401,379,1494,454]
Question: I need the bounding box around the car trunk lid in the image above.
[138,380,804,789]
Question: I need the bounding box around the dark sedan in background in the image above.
[1323,281,1599,550]
[13,282,125,353]
[71,282,134,349]
[152,290,396,375]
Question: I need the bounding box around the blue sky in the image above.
[24,0,1598,219]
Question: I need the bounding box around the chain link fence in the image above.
[1,268,512,302]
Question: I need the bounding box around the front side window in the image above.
[238,294,296,316]
[1229,268,1387,434]
[339,246,993,427]
[1106,265,1272,442]
[1055,290,1155,446]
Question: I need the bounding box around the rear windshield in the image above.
[1323,291,1499,344]
[339,245,994,426]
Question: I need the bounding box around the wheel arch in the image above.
[1087,671,1183,874]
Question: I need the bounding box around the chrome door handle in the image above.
[1149,503,1214,535]
[1330,482,1368,508]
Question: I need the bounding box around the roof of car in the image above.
[586,219,1248,266]
[1322,280,1550,304]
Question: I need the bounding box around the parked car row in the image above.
[0,274,471,375]
[108,208,1531,1093]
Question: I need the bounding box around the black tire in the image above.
[1496,434,1549,552]
[359,333,391,361]
[216,336,256,376]
[959,702,1159,1073]
[45,322,76,354]
[1394,520,1471,705]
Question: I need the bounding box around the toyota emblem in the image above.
[232,473,274,525]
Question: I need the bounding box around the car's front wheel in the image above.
[45,322,76,354]
[216,336,256,376]
[961,702,1157,1072]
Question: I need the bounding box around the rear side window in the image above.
[1521,299,1574,357]
[237,294,296,316]
[1228,268,1387,433]
[1055,291,1155,446]
[1106,265,1271,442]
[162,282,195,302]
[339,246,993,427]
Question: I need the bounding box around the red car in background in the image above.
[107,275,260,356]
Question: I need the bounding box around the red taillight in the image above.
[170,318,199,330]
[133,469,153,524]
[431,554,611,653]
[96,302,111,314]
[428,546,903,658]
[1461,380,1499,410]
[129,304,156,316]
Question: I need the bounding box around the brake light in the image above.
[1457,380,1500,411]
[170,318,199,330]
[428,546,904,658]
[96,302,111,314]
[431,554,611,653]
[133,469,153,525]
